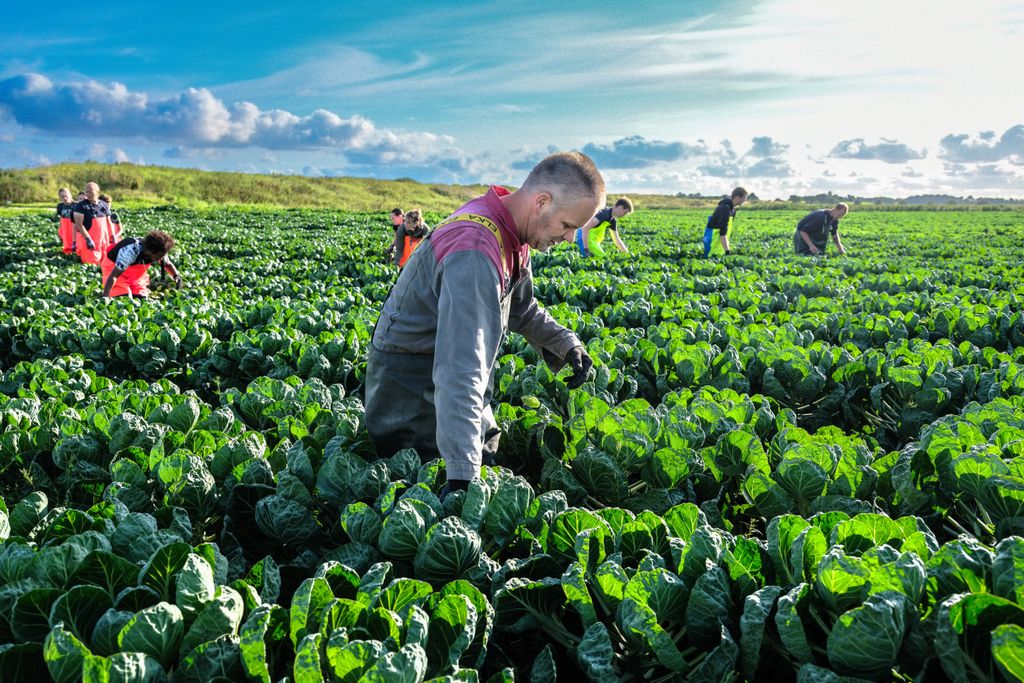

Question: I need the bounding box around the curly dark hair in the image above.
[142,230,176,258]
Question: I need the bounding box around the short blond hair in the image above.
[834,202,849,213]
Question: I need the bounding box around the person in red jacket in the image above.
[101,230,182,298]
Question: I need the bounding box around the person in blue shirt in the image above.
[794,203,849,256]
[703,187,748,257]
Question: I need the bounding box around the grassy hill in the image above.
[4,162,1019,213]
[0,162,714,212]
[0,163,499,212]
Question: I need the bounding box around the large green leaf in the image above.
[373,578,433,616]
[739,585,783,680]
[90,609,133,657]
[624,568,688,624]
[116,602,184,669]
[426,594,477,677]
[936,592,1024,683]
[832,513,903,556]
[138,542,191,601]
[325,638,386,683]
[576,622,617,683]
[174,553,216,617]
[546,509,611,564]
[826,591,910,678]
[685,566,732,648]
[617,598,687,673]
[775,583,814,665]
[44,624,92,683]
[11,588,61,642]
[75,551,140,600]
[360,643,428,683]
[561,561,598,627]
[571,448,627,504]
[176,634,243,683]
[927,538,994,599]
[379,498,436,561]
[81,651,166,683]
[994,536,1024,606]
[413,517,482,585]
[239,603,289,683]
[289,577,334,647]
[178,585,244,659]
[433,580,493,669]
[992,623,1024,682]
[49,584,112,643]
[293,633,325,683]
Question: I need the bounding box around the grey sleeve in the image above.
[508,268,582,372]
[433,250,505,480]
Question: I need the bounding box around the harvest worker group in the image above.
[364,152,602,496]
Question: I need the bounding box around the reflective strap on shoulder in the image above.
[435,212,509,280]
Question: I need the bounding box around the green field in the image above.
[1,206,1023,681]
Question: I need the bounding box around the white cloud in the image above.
[830,138,926,163]
[0,72,471,171]
[581,135,707,169]
[940,125,1024,164]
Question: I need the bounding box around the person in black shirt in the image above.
[703,186,748,257]
[54,188,76,254]
[72,182,114,264]
[794,203,849,256]
[101,230,182,298]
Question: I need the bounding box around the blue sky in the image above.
[3,0,1024,197]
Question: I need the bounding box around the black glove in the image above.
[564,345,593,389]
[724,249,731,256]
[86,238,96,250]
[439,479,471,501]
[174,276,183,290]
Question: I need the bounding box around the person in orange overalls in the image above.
[54,188,76,254]
[386,208,430,269]
[72,182,114,265]
[101,230,182,298]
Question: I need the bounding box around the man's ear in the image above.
[534,190,553,213]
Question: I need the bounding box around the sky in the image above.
[2,0,1023,198]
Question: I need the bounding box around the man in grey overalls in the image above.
[364,152,603,494]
